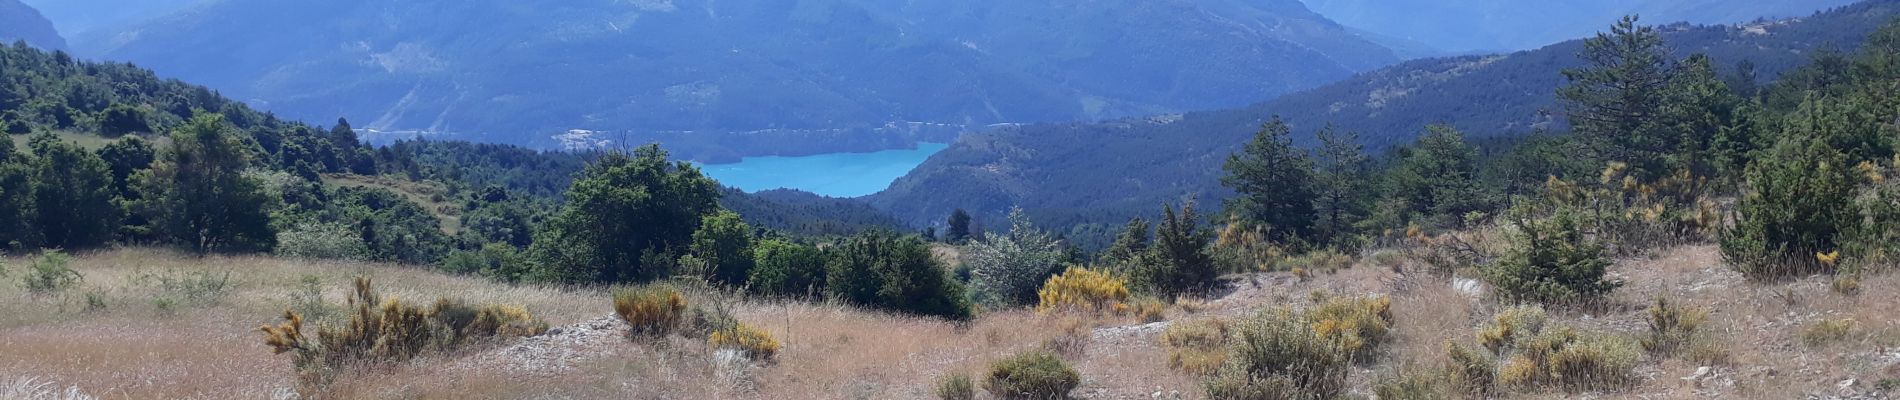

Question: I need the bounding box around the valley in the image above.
[700,143,949,198]
[3,0,1900,399]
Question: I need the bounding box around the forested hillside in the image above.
[0,0,65,51]
[871,0,1900,241]
[0,41,901,269]
[69,0,1394,157]
[1303,0,1858,52]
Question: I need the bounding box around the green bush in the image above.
[1481,210,1622,305]
[441,243,534,283]
[935,372,976,400]
[1495,326,1638,392]
[1206,310,1350,400]
[748,239,826,297]
[824,231,972,320]
[1640,297,1708,356]
[984,350,1081,400]
[966,208,1068,307]
[20,250,81,293]
[274,221,371,261]
[1162,318,1232,376]
[1445,341,1496,397]
[1720,135,1862,280]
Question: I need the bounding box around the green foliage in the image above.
[274,221,371,261]
[26,133,121,249]
[690,210,755,286]
[1206,309,1350,400]
[1640,297,1709,356]
[1445,341,1497,397]
[1313,128,1373,246]
[136,114,277,253]
[1721,134,1862,280]
[529,145,721,283]
[935,372,976,400]
[967,208,1067,307]
[1481,209,1622,305]
[1495,326,1639,392]
[947,208,974,244]
[0,141,35,248]
[1096,217,1150,265]
[1162,318,1232,376]
[441,243,534,283]
[19,250,80,293]
[98,103,151,137]
[1137,203,1218,297]
[984,350,1080,400]
[95,135,155,199]
[824,231,972,320]
[1388,124,1492,228]
[323,186,452,265]
[1222,116,1319,242]
[1559,15,1675,175]
[747,239,826,297]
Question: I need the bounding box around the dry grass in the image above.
[9,243,1900,398]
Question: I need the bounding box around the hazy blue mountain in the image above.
[870,0,1900,229]
[73,0,1396,155]
[857,0,1398,113]
[0,0,65,51]
[1302,0,1860,53]
[20,0,203,38]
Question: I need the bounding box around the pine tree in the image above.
[136,114,278,253]
[1659,54,1742,177]
[1221,116,1318,242]
[1559,15,1675,175]
[1098,217,1151,265]
[947,208,973,244]
[1313,127,1370,246]
[1389,125,1490,227]
[965,208,1065,306]
[1145,202,1216,296]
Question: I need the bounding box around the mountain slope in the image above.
[74,0,1394,154]
[1302,0,1859,53]
[870,0,1900,229]
[0,0,65,51]
[858,0,1397,114]
[20,0,202,38]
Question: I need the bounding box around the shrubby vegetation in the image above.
[984,350,1080,400]
[259,277,546,390]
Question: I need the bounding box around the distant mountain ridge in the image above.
[1302,0,1860,53]
[71,0,1397,155]
[869,0,1900,229]
[0,0,65,51]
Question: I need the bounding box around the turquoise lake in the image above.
[698,143,949,198]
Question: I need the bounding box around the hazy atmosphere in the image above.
[2,0,1898,398]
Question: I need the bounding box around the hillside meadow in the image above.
[1,243,1896,399]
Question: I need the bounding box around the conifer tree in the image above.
[1560,15,1675,175]
[1221,116,1318,242]
[1313,127,1370,245]
[946,208,973,244]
